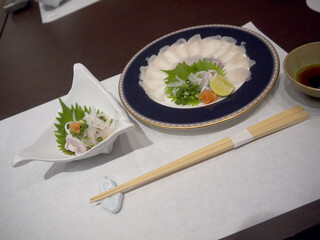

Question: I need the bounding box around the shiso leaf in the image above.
[54,98,91,155]
[162,59,226,105]
[163,61,191,83]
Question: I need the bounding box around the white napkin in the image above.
[38,0,100,24]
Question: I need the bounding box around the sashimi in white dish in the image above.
[55,99,118,156]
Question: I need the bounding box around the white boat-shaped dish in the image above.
[12,63,135,167]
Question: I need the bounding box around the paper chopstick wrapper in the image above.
[229,129,254,148]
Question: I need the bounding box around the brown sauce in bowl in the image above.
[297,64,320,89]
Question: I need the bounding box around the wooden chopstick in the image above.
[90,105,309,203]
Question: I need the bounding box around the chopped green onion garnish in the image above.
[83,136,90,143]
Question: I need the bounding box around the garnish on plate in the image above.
[54,98,116,156]
[162,58,233,105]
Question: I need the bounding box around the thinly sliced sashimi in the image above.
[212,41,234,59]
[200,37,221,58]
[185,34,202,57]
[139,81,166,102]
[65,135,87,155]
[147,55,172,69]
[170,39,189,60]
[142,77,166,89]
[226,68,251,88]
[221,36,237,44]
[157,46,181,67]
[224,55,251,71]
[218,45,246,64]
[184,55,202,66]
[140,66,167,80]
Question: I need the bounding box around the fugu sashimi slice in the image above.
[200,38,222,58]
[224,55,251,71]
[140,66,167,80]
[143,78,166,89]
[221,36,237,44]
[226,68,251,88]
[212,41,233,59]
[183,55,202,66]
[147,54,172,70]
[139,81,166,102]
[218,45,246,64]
[158,46,181,67]
[170,39,189,60]
[185,34,202,57]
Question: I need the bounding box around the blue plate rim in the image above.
[119,24,280,129]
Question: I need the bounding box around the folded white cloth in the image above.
[38,0,100,23]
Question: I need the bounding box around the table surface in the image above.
[1,1,320,239]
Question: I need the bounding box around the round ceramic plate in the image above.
[119,24,279,129]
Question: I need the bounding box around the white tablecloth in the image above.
[1,22,319,240]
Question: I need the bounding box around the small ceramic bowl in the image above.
[283,42,320,98]
[12,64,135,167]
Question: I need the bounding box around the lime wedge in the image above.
[209,74,235,97]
